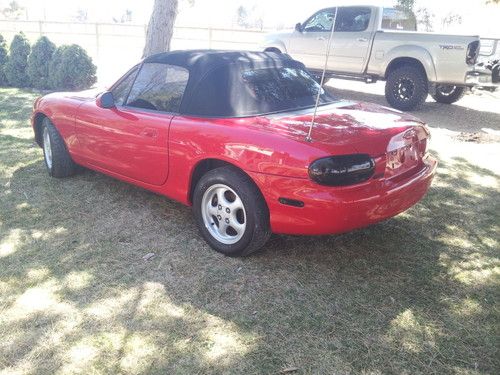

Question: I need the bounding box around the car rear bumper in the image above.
[248,154,437,235]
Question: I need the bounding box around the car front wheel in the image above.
[41,117,77,177]
[193,166,271,256]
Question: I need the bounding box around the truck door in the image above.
[288,8,337,70]
[327,6,374,74]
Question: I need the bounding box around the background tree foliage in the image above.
[27,36,56,89]
[0,34,8,86]
[4,32,30,87]
[48,44,97,90]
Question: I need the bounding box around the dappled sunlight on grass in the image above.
[386,309,438,354]
[0,229,22,258]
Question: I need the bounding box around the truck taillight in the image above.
[466,40,480,65]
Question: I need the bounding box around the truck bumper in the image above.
[466,68,500,88]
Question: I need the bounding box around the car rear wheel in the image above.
[193,166,271,256]
[385,65,428,111]
[42,117,77,177]
[431,85,466,104]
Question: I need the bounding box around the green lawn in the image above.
[0,87,499,374]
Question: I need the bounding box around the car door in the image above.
[288,8,337,70]
[75,63,189,186]
[327,6,374,74]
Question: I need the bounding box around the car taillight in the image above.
[466,40,480,65]
[308,154,375,186]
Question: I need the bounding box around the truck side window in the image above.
[381,8,417,31]
[335,7,371,32]
[302,8,336,32]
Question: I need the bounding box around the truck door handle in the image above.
[316,37,326,41]
[357,38,368,42]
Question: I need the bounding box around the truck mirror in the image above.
[295,23,302,32]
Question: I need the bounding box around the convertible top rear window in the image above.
[185,65,335,117]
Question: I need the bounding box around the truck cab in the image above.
[263,6,482,111]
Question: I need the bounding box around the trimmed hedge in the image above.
[27,36,56,89]
[0,34,8,86]
[48,44,97,91]
[0,33,97,91]
[4,32,31,87]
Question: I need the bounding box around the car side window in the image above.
[302,8,336,32]
[335,7,371,32]
[111,66,139,106]
[126,63,189,113]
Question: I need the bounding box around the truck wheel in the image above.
[431,85,466,104]
[193,166,271,257]
[385,65,428,111]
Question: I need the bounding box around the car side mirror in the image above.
[97,91,115,109]
[295,22,302,32]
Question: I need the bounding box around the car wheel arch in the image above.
[187,158,267,208]
[33,112,49,147]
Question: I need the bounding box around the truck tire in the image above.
[385,65,428,111]
[431,85,466,104]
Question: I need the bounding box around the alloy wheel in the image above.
[201,184,246,244]
[43,126,53,169]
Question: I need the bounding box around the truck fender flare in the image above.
[383,45,437,82]
[262,41,287,54]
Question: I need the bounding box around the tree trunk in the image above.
[143,0,179,58]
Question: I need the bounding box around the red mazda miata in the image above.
[32,50,437,256]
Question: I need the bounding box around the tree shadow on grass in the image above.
[1,153,499,374]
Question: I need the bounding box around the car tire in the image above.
[193,166,271,257]
[41,117,77,177]
[385,65,428,111]
[431,85,466,104]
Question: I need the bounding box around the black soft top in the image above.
[143,49,299,85]
[143,50,326,117]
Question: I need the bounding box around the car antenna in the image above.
[305,9,338,143]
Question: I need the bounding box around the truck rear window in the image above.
[381,8,417,31]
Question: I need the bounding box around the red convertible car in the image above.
[32,50,437,256]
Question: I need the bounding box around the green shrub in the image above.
[49,44,97,90]
[0,34,8,86]
[4,32,31,87]
[27,36,56,89]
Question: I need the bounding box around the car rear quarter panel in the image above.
[164,115,338,204]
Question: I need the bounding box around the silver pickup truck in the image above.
[262,6,481,111]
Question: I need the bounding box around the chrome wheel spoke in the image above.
[207,202,219,217]
[227,195,243,211]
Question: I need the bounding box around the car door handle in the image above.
[316,37,326,41]
[357,38,368,42]
[140,128,158,138]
